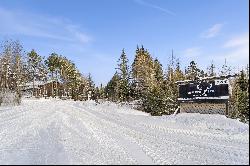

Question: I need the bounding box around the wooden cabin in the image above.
[20,80,65,98]
[20,80,89,100]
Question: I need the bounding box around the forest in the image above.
[0,39,249,122]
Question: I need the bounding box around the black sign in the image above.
[178,80,229,99]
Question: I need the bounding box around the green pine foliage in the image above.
[105,72,120,102]
[185,61,202,80]
[132,46,155,99]
[27,49,46,97]
[117,49,131,102]
[230,70,249,123]
[207,61,216,77]
[220,59,232,76]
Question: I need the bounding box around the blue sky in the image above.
[0,0,249,85]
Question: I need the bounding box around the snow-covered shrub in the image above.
[0,89,21,106]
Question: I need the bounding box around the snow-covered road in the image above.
[0,99,249,165]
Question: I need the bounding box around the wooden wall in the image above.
[180,102,227,115]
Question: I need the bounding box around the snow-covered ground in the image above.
[0,99,249,165]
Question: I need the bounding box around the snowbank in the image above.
[162,113,249,135]
[0,89,20,106]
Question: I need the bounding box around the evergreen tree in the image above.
[131,45,155,99]
[94,84,105,101]
[116,49,131,102]
[87,73,95,100]
[153,58,164,84]
[186,61,201,80]
[99,84,105,100]
[141,57,174,116]
[163,54,185,115]
[207,60,216,77]
[174,59,185,82]
[220,59,232,76]
[45,53,59,97]
[105,72,120,102]
[231,70,249,122]
[27,49,45,97]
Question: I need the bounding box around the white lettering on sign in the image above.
[215,79,229,85]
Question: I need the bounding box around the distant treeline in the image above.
[0,40,249,122]
[104,45,249,122]
[0,40,95,104]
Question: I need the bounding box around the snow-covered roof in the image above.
[24,81,46,87]
[20,79,62,88]
[175,74,238,84]
[178,96,230,101]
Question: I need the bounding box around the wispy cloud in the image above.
[0,7,92,44]
[202,32,249,69]
[134,0,176,16]
[201,23,223,38]
[183,47,202,58]
[223,33,249,48]
[221,33,249,64]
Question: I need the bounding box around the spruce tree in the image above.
[131,45,155,99]
[87,73,95,100]
[142,58,171,116]
[186,61,201,80]
[116,49,131,102]
[233,70,249,122]
[163,54,185,115]
[153,58,164,84]
[174,59,185,82]
[105,72,120,102]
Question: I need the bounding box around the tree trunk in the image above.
[33,72,35,97]
[55,71,58,97]
[51,72,54,98]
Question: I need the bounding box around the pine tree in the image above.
[220,59,232,76]
[86,73,95,100]
[99,83,105,100]
[207,60,216,77]
[232,70,249,122]
[174,59,185,82]
[141,58,170,116]
[105,72,120,102]
[116,49,131,102]
[131,45,155,99]
[45,53,59,97]
[163,53,185,115]
[153,58,164,84]
[27,49,44,97]
[186,61,201,80]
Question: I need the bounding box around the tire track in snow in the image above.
[57,104,138,164]
[72,102,249,165]
[0,99,248,165]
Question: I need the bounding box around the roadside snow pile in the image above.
[0,99,249,165]
[162,113,249,136]
[0,89,20,106]
[83,100,149,116]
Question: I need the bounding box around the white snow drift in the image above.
[0,99,249,165]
